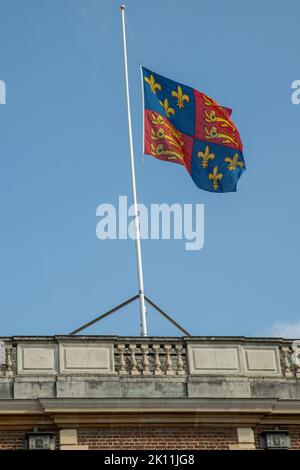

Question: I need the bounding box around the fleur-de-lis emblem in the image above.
[171,85,190,109]
[197,145,215,168]
[209,166,223,190]
[225,153,245,171]
[159,98,175,118]
[144,74,162,95]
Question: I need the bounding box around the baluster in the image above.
[129,344,140,375]
[153,344,162,376]
[117,344,127,375]
[5,345,12,376]
[281,347,293,377]
[164,344,175,376]
[291,345,300,378]
[141,344,151,375]
[175,344,185,375]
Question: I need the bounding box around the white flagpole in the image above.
[120,5,148,337]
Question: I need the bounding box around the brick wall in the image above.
[0,430,59,450]
[77,427,238,450]
[0,431,25,450]
[2,426,300,450]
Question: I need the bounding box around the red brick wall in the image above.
[0,431,25,450]
[2,426,300,450]
[78,427,238,450]
[0,430,59,450]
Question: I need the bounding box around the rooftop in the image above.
[0,335,299,427]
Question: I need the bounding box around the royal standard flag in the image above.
[142,67,245,192]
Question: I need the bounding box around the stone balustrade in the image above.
[114,341,186,376]
[0,336,299,378]
[0,341,13,377]
[0,336,299,400]
[281,344,300,378]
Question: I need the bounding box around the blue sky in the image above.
[0,0,299,337]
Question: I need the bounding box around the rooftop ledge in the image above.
[1,335,296,342]
[0,336,299,401]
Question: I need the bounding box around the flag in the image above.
[142,67,245,193]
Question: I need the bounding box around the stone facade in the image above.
[0,335,300,450]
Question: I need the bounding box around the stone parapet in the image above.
[0,336,299,399]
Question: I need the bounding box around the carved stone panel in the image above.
[243,346,281,375]
[188,345,242,375]
[59,343,114,374]
[17,343,58,374]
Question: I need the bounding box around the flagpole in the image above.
[120,5,148,337]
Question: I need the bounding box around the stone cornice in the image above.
[0,398,300,428]
[1,335,294,345]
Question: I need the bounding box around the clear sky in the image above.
[0,0,299,337]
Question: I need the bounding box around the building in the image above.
[0,335,299,450]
